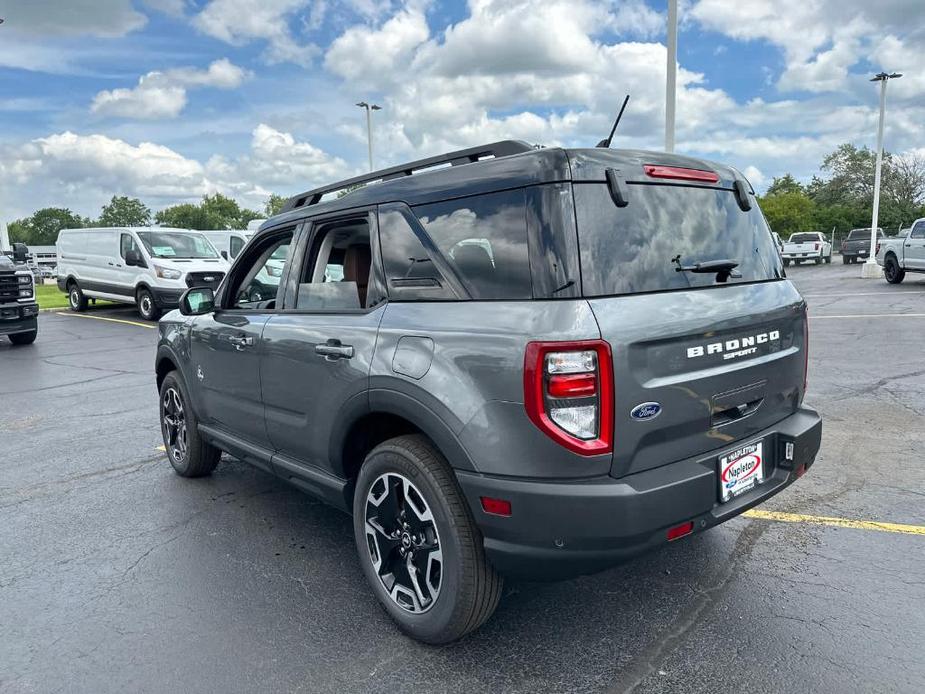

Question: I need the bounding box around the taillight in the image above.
[876,242,881,255]
[643,164,719,183]
[814,243,820,250]
[524,340,613,455]
[841,242,847,251]
[801,312,809,403]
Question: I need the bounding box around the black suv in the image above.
[155,141,821,643]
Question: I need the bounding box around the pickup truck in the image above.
[782,232,832,266]
[876,218,925,284]
[841,228,884,264]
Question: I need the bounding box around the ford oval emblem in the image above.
[631,402,662,421]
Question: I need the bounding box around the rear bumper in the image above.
[783,252,822,259]
[842,248,869,257]
[0,303,38,336]
[456,406,821,580]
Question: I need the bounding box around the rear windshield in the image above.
[848,229,880,240]
[575,183,782,297]
[789,233,819,243]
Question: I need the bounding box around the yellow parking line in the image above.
[156,445,166,452]
[811,313,925,319]
[55,312,155,329]
[744,509,925,536]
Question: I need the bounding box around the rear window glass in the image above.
[414,190,532,300]
[848,229,878,240]
[575,183,782,297]
[789,233,819,243]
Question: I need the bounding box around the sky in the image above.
[0,0,923,220]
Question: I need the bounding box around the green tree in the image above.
[264,193,287,217]
[155,193,262,229]
[765,174,804,196]
[758,191,816,238]
[8,208,87,245]
[97,195,151,227]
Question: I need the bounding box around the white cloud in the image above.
[91,59,250,120]
[0,0,147,37]
[0,126,349,218]
[192,0,318,65]
[325,9,429,83]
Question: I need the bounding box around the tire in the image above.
[814,256,822,265]
[137,287,162,321]
[825,254,832,264]
[159,371,221,477]
[884,256,905,284]
[9,330,37,345]
[353,434,502,644]
[783,258,790,267]
[842,255,849,265]
[67,281,88,312]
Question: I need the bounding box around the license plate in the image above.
[718,441,764,503]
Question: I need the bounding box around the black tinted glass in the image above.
[576,183,783,297]
[414,190,532,300]
[379,208,456,301]
[789,233,819,243]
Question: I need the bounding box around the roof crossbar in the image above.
[282,140,534,212]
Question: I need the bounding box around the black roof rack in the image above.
[281,140,535,212]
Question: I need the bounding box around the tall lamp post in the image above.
[356,101,381,171]
[665,0,677,152]
[862,71,902,278]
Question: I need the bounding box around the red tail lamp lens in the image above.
[547,373,597,398]
[480,497,512,517]
[643,164,719,183]
[667,521,694,541]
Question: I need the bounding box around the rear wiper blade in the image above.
[672,256,741,282]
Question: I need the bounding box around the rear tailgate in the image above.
[589,285,805,478]
[569,152,804,479]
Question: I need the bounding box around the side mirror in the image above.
[221,250,229,260]
[179,287,215,316]
[125,249,146,268]
[12,243,28,263]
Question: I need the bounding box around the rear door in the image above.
[260,211,385,477]
[572,171,806,480]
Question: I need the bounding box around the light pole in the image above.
[356,101,381,171]
[665,0,677,152]
[862,71,902,278]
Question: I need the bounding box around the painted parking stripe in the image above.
[156,445,166,452]
[744,509,925,536]
[804,291,925,298]
[811,313,925,319]
[55,312,156,329]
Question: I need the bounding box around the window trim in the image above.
[277,208,388,315]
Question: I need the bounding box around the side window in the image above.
[230,236,245,258]
[228,232,293,310]
[414,190,532,300]
[120,233,137,259]
[379,207,456,301]
[295,217,375,310]
[912,222,925,239]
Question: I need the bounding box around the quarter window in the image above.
[413,190,532,300]
[120,233,138,259]
[379,207,456,301]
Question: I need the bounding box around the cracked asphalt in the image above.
[2,263,924,694]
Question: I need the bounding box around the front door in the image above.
[260,212,384,475]
[905,221,925,270]
[189,228,295,446]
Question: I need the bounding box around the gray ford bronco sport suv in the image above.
[155,141,821,643]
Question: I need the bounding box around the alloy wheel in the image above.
[162,387,188,464]
[140,293,153,319]
[364,472,443,614]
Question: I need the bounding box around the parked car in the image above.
[782,232,832,265]
[57,227,229,320]
[154,141,821,643]
[841,228,884,264]
[876,219,925,283]
[771,231,784,255]
[202,230,252,261]
[0,250,39,345]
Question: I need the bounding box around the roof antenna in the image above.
[596,94,630,148]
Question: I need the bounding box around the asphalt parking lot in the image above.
[2,262,924,694]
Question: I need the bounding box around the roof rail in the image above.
[281,140,535,213]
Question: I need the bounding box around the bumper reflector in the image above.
[480,496,512,517]
[667,521,694,542]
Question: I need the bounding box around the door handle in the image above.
[227,335,254,350]
[315,340,354,361]
[108,262,114,266]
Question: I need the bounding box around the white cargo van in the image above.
[202,230,252,261]
[56,227,229,320]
